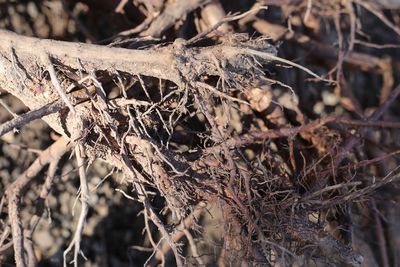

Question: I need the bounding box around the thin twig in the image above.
[0,98,19,118]
[370,83,400,121]
[188,5,268,45]
[371,200,390,267]
[245,48,332,82]
[22,157,60,267]
[354,0,400,37]
[6,137,70,267]
[0,100,64,137]
[119,153,184,267]
[196,115,400,158]
[149,202,207,266]
[63,144,90,267]
[140,183,184,267]
[43,54,76,116]
[303,0,313,24]
[27,158,61,238]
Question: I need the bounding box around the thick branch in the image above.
[0,29,275,136]
[0,29,179,83]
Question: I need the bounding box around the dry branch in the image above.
[63,144,90,267]
[0,100,64,137]
[0,29,276,136]
[148,202,207,266]
[5,137,70,267]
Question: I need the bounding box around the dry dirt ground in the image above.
[1,0,400,266]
